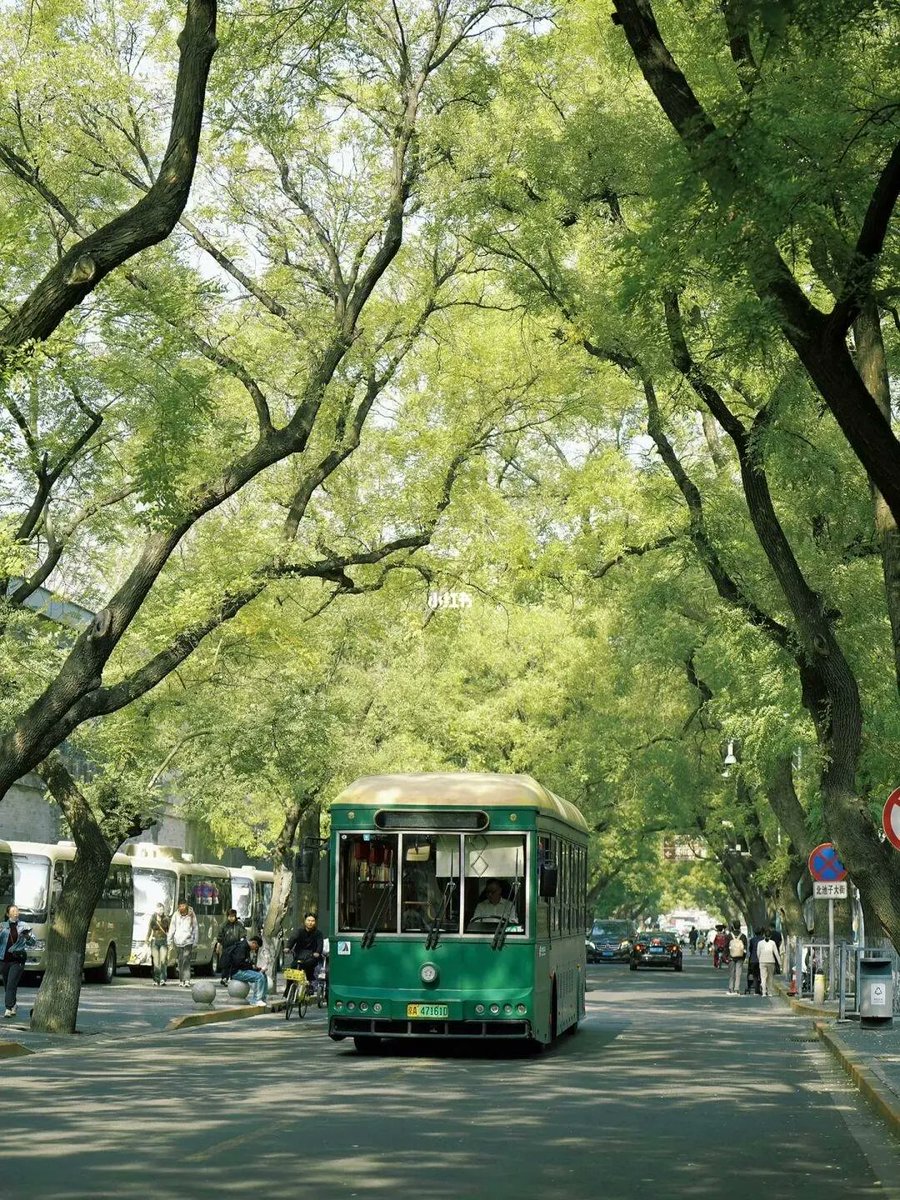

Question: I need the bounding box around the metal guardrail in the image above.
[784,937,900,1017]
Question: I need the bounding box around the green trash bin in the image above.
[859,957,893,1027]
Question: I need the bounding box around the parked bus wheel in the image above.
[87,944,117,984]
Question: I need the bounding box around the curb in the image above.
[0,1040,33,1058]
[815,1021,900,1137]
[773,980,836,1019]
[166,997,286,1031]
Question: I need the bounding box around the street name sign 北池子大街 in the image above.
[813,881,848,899]
[808,842,848,883]
[882,789,900,851]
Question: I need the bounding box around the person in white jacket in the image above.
[757,929,782,997]
[168,901,199,988]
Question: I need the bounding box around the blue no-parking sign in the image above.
[807,842,847,883]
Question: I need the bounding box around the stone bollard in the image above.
[191,981,217,1007]
[813,972,826,1005]
[227,979,250,1002]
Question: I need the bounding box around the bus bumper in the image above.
[329,1016,533,1041]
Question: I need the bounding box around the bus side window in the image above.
[52,860,67,914]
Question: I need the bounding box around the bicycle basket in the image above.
[283,968,307,983]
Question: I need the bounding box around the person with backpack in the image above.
[214,908,247,985]
[727,926,747,994]
[712,925,729,969]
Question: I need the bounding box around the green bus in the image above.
[327,772,589,1051]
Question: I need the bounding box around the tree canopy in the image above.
[1,0,899,1029]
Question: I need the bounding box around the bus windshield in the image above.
[338,831,526,935]
[13,853,51,922]
[133,867,177,919]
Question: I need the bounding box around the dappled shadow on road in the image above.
[0,959,893,1199]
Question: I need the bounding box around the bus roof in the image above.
[333,773,589,833]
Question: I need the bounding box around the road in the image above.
[4,956,900,1198]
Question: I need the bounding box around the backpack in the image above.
[729,936,745,958]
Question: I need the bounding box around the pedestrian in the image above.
[746,930,762,995]
[727,926,746,994]
[215,908,247,985]
[757,928,782,997]
[688,926,698,955]
[712,925,729,968]
[168,900,199,988]
[1,904,35,1018]
[146,902,170,986]
[229,934,269,1006]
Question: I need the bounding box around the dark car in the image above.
[586,919,635,963]
[630,930,683,972]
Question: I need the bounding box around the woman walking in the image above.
[1,904,35,1018]
[146,902,170,986]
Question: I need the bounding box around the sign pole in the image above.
[828,898,835,999]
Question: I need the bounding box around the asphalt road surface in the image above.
[4,956,900,1199]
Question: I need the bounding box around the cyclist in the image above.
[288,912,325,985]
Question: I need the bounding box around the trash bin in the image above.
[859,957,893,1027]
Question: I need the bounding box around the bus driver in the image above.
[472,879,517,924]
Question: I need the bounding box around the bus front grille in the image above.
[330,1017,531,1039]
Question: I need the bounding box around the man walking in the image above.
[757,929,782,997]
[168,900,199,988]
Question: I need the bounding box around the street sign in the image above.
[808,842,848,882]
[883,789,900,851]
[813,881,848,899]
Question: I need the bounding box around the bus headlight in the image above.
[489,1003,500,1014]
[516,1004,527,1014]
[475,1004,485,1014]
[420,962,439,985]
[503,1004,512,1014]
[373,1003,383,1013]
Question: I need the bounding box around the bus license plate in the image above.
[407,1003,448,1019]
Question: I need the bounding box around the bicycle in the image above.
[283,967,309,1020]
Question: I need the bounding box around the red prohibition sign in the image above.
[883,789,900,851]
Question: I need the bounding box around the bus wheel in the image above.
[354,1036,382,1054]
[100,945,117,984]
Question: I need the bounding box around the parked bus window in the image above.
[14,852,50,922]
[134,868,177,924]
[231,876,253,923]
[0,850,13,911]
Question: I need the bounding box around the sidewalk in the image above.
[777,978,900,1137]
[0,973,290,1057]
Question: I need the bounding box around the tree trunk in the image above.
[854,300,900,694]
[260,794,307,990]
[30,758,113,1034]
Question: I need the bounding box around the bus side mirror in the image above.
[296,847,317,886]
[539,862,558,899]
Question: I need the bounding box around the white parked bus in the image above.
[127,845,232,972]
[0,840,133,983]
[229,865,274,939]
